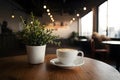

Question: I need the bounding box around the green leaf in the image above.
[16,12,60,46]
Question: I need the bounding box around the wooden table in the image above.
[102,40,120,70]
[0,54,120,80]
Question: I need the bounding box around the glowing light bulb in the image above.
[72,18,75,21]
[47,9,50,12]
[43,5,47,9]
[48,13,51,15]
[83,7,87,10]
[11,15,15,19]
[50,15,53,18]
[77,14,79,17]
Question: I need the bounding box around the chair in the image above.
[90,39,109,60]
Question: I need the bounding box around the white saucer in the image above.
[50,56,84,68]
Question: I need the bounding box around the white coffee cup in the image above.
[56,48,84,65]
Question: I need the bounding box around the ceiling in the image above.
[12,0,107,17]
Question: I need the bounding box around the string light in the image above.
[83,7,87,10]
[44,3,82,23]
[51,17,53,20]
[11,14,15,19]
[72,18,75,21]
[43,3,86,24]
[43,5,47,9]
[76,14,80,17]
[47,9,50,12]
[69,13,80,23]
[48,13,51,15]
[43,5,55,22]
[50,15,53,18]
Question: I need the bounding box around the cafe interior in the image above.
[0,0,120,78]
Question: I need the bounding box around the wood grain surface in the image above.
[0,54,120,80]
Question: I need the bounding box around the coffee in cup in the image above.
[56,48,84,65]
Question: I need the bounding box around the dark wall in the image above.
[0,34,25,57]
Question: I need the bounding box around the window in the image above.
[98,1,107,35]
[81,11,93,37]
[99,0,120,38]
[108,0,120,38]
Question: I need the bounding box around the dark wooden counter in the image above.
[0,54,120,80]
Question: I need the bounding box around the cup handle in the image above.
[78,51,84,60]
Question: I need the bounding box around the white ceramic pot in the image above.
[26,45,46,64]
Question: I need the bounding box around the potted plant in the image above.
[16,13,59,64]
